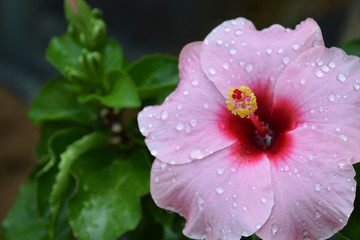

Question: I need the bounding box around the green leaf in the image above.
[35,128,89,237]
[126,54,179,102]
[49,132,107,234]
[104,38,125,72]
[29,77,97,125]
[46,34,82,75]
[78,71,141,108]
[1,179,48,240]
[340,39,360,57]
[64,0,106,49]
[68,150,150,240]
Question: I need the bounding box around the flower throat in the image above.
[226,86,275,150]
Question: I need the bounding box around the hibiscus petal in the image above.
[150,148,274,240]
[256,128,356,240]
[200,18,324,98]
[138,42,237,164]
[273,46,360,163]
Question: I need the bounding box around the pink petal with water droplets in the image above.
[256,128,356,240]
[138,42,237,164]
[200,18,324,99]
[273,46,360,163]
[151,148,273,240]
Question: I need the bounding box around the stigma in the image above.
[226,86,257,118]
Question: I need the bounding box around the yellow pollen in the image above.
[226,86,257,118]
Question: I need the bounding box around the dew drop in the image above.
[223,62,230,69]
[161,111,168,120]
[245,64,253,72]
[328,94,335,102]
[229,48,237,55]
[177,103,182,110]
[176,122,184,131]
[292,43,300,50]
[266,48,272,54]
[271,224,278,235]
[217,39,223,45]
[339,134,348,142]
[300,78,306,84]
[151,150,158,156]
[338,160,345,168]
[354,83,360,90]
[208,67,216,75]
[216,168,224,175]
[183,90,189,95]
[315,211,321,219]
[203,102,209,109]
[224,27,231,32]
[190,119,197,127]
[315,70,324,78]
[154,176,159,182]
[282,56,290,64]
[255,224,262,230]
[242,206,248,211]
[321,65,329,72]
[337,73,346,82]
[261,197,267,204]
[328,61,336,68]
[314,183,321,191]
[235,30,243,36]
[190,149,204,159]
[216,186,224,194]
[191,79,199,86]
[232,202,238,208]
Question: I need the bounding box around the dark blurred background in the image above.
[0,0,359,223]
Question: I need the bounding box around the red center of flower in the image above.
[222,85,297,163]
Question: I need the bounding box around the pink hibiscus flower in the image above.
[138,18,360,240]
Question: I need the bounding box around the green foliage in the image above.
[28,77,97,125]
[78,71,141,108]
[2,0,180,239]
[0,178,48,240]
[126,54,179,104]
[68,150,150,240]
[340,39,360,57]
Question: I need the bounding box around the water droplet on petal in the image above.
[216,168,224,175]
[315,211,321,219]
[261,197,267,204]
[161,111,168,120]
[245,64,253,72]
[176,122,184,131]
[223,62,230,69]
[271,224,278,235]
[216,186,224,194]
[154,175,159,182]
[314,183,321,191]
[229,48,237,55]
[339,134,348,142]
[292,43,300,50]
[203,102,209,109]
[282,56,290,64]
[300,78,306,84]
[235,30,243,36]
[190,149,204,159]
[191,79,199,86]
[242,206,248,211]
[338,160,345,168]
[315,70,324,78]
[266,48,272,54]
[337,73,346,82]
[151,150,158,156]
[190,119,197,127]
[328,94,335,102]
[354,83,360,90]
[255,224,262,230]
[217,39,223,45]
[328,61,336,68]
[208,67,216,75]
